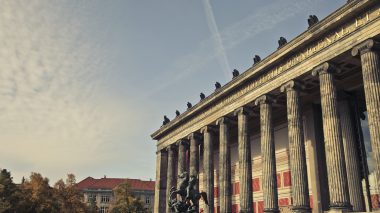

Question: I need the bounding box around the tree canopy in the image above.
[0,169,148,213]
[110,182,147,213]
[0,169,89,213]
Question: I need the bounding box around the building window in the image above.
[87,194,96,202]
[100,206,109,213]
[101,195,110,203]
[146,196,150,204]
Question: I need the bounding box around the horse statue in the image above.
[168,172,208,213]
[170,172,189,201]
[185,175,208,211]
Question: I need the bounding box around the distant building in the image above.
[76,176,155,213]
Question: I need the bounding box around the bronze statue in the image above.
[308,15,319,28]
[175,110,180,117]
[278,37,287,49]
[215,82,221,90]
[232,69,239,78]
[253,55,261,64]
[168,172,208,213]
[163,115,170,125]
[187,102,192,109]
[200,93,206,100]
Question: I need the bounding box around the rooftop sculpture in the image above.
[253,55,261,64]
[187,102,192,109]
[232,69,240,78]
[215,82,221,90]
[200,93,206,100]
[308,15,319,28]
[163,116,170,125]
[278,37,287,49]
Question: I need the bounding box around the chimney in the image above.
[104,175,106,179]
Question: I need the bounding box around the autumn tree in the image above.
[110,183,147,213]
[20,172,60,213]
[53,173,89,213]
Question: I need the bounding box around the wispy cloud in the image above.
[202,0,231,79]
[147,0,321,96]
[0,0,123,181]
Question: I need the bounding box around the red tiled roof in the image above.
[76,176,155,191]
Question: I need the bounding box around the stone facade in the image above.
[151,1,380,212]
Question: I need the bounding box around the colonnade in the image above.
[155,39,380,213]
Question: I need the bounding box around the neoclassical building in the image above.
[151,1,380,212]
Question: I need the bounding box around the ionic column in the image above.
[339,99,365,212]
[188,133,201,179]
[280,81,311,213]
[177,139,189,187]
[166,144,176,213]
[154,149,168,213]
[255,95,279,213]
[201,126,217,213]
[217,117,232,213]
[311,62,351,211]
[234,107,253,213]
[188,132,201,212]
[352,39,380,193]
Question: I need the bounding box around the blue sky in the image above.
[0,0,348,183]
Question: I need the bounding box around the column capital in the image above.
[156,148,167,154]
[216,116,234,125]
[176,139,189,148]
[280,80,304,93]
[165,143,177,152]
[352,38,380,56]
[200,125,217,134]
[233,106,253,116]
[254,94,275,106]
[311,62,340,76]
[187,132,202,141]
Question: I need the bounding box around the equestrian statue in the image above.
[168,172,208,213]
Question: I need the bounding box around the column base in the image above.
[327,209,351,213]
[329,202,352,212]
[239,210,254,213]
[263,208,280,213]
[292,206,312,213]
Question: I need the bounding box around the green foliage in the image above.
[110,183,147,213]
[0,169,23,213]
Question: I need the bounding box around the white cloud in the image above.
[0,0,125,182]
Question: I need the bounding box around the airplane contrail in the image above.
[202,0,231,80]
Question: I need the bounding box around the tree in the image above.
[53,174,89,213]
[20,172,59,213]
[110,183,147,213]
[0,169,97,213]
[0,169,16,212]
